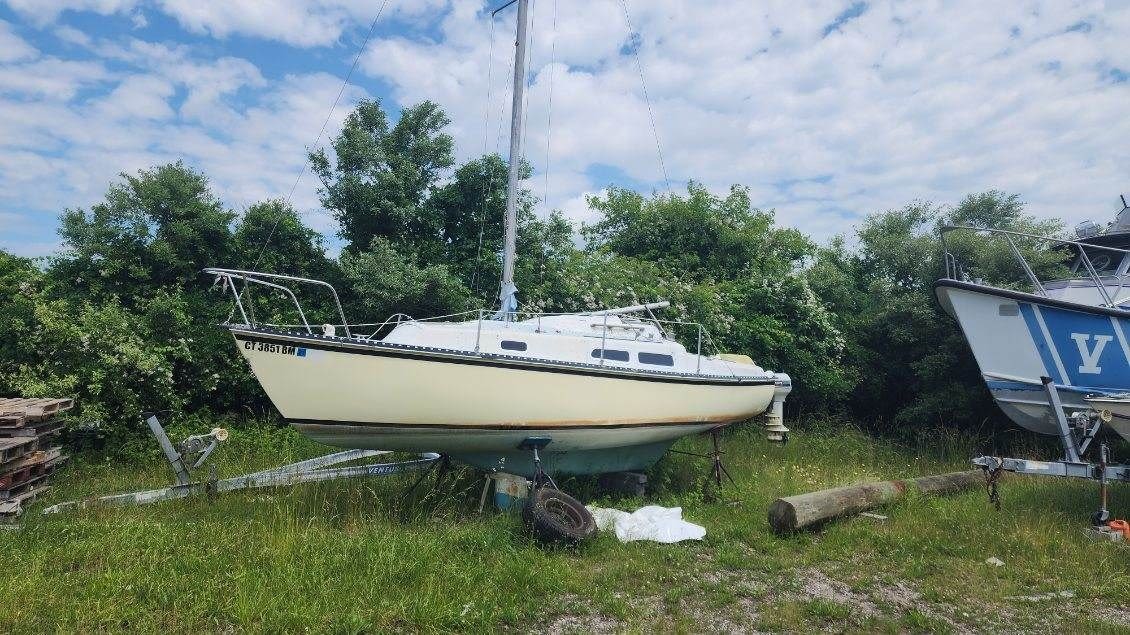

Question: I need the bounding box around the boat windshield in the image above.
[1070,246,1126,277]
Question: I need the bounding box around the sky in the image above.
[0,0,1128,258]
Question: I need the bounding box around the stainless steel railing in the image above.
[940,225,1130,307]
[204,267,352,338]
[206,267,731,374]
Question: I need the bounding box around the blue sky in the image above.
[1,0,1128,258]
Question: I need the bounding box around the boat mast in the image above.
[497,0,529,317]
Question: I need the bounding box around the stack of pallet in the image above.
[0,398,72,519]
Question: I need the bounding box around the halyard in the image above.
[2,420,1127,633]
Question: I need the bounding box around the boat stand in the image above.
[43,413,440,514]
[669,428,737,488]
[972,377,1130,524]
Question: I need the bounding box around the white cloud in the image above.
[355,0,1130,239]
[0,33,364,256]
[4,0,450,47]
[0,19,37,61]
[1,0,1129,258]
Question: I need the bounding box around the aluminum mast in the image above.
[496,0,528,317]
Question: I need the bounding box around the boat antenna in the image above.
[493,0,530,319]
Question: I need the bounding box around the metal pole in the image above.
[475,309,484,353]
[144,414,190,486]
[600,312,608,365]
[498,0,529,316]
[1042,376,1080,463]
[696,325,702,374]
[1098,443,1110,524]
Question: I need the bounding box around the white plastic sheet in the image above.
[587,505,706,543]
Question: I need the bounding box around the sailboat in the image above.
[207,0,792,477]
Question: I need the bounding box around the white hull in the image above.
[234,328,777,472]
[1081,397,1130,441]
[938,280,1130,440]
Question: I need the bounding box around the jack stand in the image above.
[669,428,737,488]
[401,455,450,500]
[1094,444,1111,527]
[985,465,1002,511]
[518,436,556,490]
[710,430,735,487]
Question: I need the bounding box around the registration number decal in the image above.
[244,341,307,357]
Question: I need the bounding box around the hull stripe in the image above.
[1031,304,1071,386]
[1111,316,1130,365]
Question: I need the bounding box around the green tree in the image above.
[51,161,235,302]
[809,191,1068,433]
[542,184,853,410]
[309,99,454,255]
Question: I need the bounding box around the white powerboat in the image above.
[207,0,791,477]
[938,195,1130,441]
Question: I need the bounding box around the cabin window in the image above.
[500,340,527,352]
[638,352,674,366]
[591,348,629,362]
[1071,246,1126,277]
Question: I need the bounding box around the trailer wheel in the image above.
[524,487,596,545]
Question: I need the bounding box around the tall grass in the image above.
[2,420,1127,632]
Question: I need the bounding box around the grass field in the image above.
[2,419,1128,633]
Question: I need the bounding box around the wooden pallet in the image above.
[0,418,64,439]
[0,397,74,427]
[0,467,59,499]
[0,437,39,465]
[0,486,50,518]
[0,448,65,493]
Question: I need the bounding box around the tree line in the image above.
[0,98,1068,448]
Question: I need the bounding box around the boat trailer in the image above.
[43,413,440,514]
[973,377,1130,525]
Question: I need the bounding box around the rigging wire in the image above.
[619,0,671,193]
[542,0,558,214]
[520,0,537,165]
[248,0,392,271]
[470,16,498,296]
[483,10,518,305]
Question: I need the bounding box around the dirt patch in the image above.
[1091,604,1130,627]
[795,568,880,617]
[539,613,625,635]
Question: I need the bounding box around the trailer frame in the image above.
[972,377,1130,524]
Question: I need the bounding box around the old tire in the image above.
[524,487,596,545]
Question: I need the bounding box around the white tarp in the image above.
[587,505,706,543]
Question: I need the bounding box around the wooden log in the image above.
[768,470,984,534]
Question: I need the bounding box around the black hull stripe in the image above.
[232,329,774,387]
[287,418,727,431]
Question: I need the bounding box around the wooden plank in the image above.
[0,419,64,438]
[0,397,74,423]
[0,448,63,481]
[0,465,60,498]
[767,470,984,534]
[0,437,38,466]
[0,486,50,517]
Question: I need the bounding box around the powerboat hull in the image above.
[233,327,778,474]
[937,279,1130,440]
